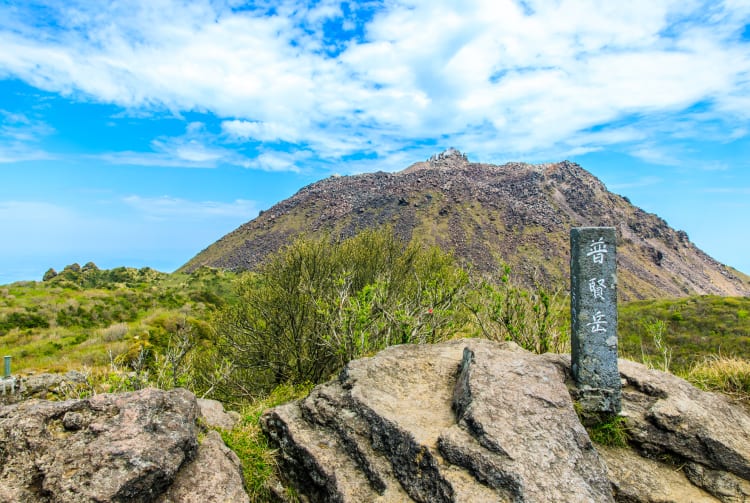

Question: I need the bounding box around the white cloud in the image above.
[122,195,257,220]
[628,146,684,167]
[0,111,55,162]
[98,122,305,170]
[703,187,750,194]
[222,119,301,143]
[608,176,664,191]
[0,0,748,165]
[0,145,54,164]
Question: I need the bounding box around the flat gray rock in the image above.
[158,430,249,503]
[197,397,241,430]
[263,339,613,502]
[262,340,750,502]
[440,342,613,502]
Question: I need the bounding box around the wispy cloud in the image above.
[0,110,55,163]
[97,122,304,171]
[628,146,684,167]
[608,176,663,191]
[0,145,54,164]
[0,0,747,166]
[222,120,302,144]
[703,187,750,195]
[122,195,257,220]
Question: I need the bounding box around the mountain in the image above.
[181,149,750,300]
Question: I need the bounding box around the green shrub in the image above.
[465,264,569,353]
[586,415,630,447]
[211,228,469,399]
[0,310,50,333]
[639,319,672,373]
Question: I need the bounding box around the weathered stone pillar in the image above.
[570,227,621,415]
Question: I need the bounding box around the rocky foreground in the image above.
[262,339,750,502]
[2,339,749,502]
[0,387,248,502]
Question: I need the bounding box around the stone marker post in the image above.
[570,227,621,415]
[1,356,14,395]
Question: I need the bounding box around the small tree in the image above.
[82,261,99,272]
[43,268,58,281]
[465,265,569,354]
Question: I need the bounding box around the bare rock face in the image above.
[0,370,88,406]
[158,430,249,503]
[197,397,241,430]
[597,445,717,502]
[0,387,249,502]
[261,340,750,502]
[616,359,750,502]
[262,339,612,502]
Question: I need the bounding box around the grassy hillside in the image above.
[2,256,748,501]
[0,264,236,376]
[619,295,750,371]
[2,260,747,395]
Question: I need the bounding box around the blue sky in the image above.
[1,0,749,284]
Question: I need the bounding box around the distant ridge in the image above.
[181,150,750,300]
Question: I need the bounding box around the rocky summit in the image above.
[261,339,750,502]
[182,150,750,300]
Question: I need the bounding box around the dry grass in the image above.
[686,356,750,404]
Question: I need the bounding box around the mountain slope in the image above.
[181,150,750,300]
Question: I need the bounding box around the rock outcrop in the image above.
[0,370,89,406]
[158,430,248,503]
[261,339,750,502]
[0,387,249,502]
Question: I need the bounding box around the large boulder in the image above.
[197,397,241,430]
[261,339,750,502]
[0,387,249,502]
[616,358,750,502]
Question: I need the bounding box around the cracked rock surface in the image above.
[262,339,750,502]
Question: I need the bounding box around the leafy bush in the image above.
[638,319,672,372]
[210,228,470,399]
[465,264,569,353]
[0,310,50,333]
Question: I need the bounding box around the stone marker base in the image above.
[571,385,622,420]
